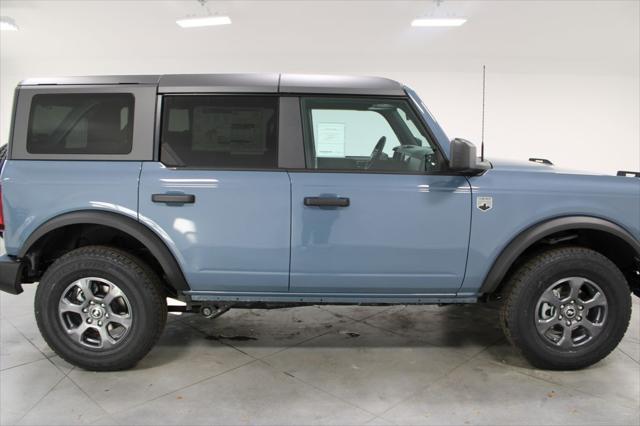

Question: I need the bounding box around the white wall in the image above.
[390,71,640,174]
[1,0,638,174]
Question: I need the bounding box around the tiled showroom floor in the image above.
[1,284,638,426]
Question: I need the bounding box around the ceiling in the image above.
[1,0,638,75]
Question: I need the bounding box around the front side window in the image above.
[27,93,134,155]
[301,97,443,173]
[161,96,278,168]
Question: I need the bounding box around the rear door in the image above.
[139,95,291,293]
[289,96,472,295]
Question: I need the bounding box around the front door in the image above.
[139,95,290,293]
[289,96,471,295]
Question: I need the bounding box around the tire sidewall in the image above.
[510,250,631,368]
[35,251,162,369]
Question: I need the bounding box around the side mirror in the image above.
[449,138,489,174]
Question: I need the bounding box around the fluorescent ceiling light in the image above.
[0,16,18,31]
[411,18,466,27]
[176,15,231,28]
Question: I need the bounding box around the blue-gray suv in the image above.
[1,74,638,371]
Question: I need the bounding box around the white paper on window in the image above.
[316,123,346,157]
[192,107,267,153]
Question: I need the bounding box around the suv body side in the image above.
[1,74,639,304]
[138,77,473,301]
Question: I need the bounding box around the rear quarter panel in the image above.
[1,161,142,255]
[460,167,640,295]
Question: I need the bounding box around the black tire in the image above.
[500,246,632,370]
[35,246,167,371]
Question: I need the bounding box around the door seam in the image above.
[136,161,143,221]
[457,176,474,294]
[286,170,293,292]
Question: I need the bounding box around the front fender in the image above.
[478,215,640,294]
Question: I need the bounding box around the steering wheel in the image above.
[365,136,386,170]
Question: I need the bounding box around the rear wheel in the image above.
[500,246,632,370]
[35,246,167,371]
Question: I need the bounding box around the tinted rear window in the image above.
[160,96,278,168]
[27,93,134,155]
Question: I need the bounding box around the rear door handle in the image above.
[304,197,350,207]
[152,194,196,204]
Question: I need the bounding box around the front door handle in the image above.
[152,194,196,204]
[304,197,350,207]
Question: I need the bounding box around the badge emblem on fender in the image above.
[477,196,493,212]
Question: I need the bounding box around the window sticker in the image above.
[192,107,266,153]
[316,122,345,158]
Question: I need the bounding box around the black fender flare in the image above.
[19,210,190,291]
[479,215,640,294]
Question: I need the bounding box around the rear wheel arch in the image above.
[19,210,190,294]
[481,216,640,296]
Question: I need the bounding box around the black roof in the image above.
[20,73,406,96]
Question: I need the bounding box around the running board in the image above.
[184,291,477,305]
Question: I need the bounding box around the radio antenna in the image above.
[481,65,486,161]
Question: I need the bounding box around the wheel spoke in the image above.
[583,291,606,309]
[67,323,91,344]
[97,327,116,350]
[76,278,94,299]
[108,313,132,329]
[540,286,561,304]
[566,277,583,301]
[535,317,560,334]
[581,319,603,336]
[558,325,574,349]
[58,299,84,315]
[102,285,124,306]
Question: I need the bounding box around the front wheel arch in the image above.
[481,216,640,296]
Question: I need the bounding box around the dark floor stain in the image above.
[340,331,360,338]
[206,334,258,341]
[286,331,302,339]
[393,314,415,330]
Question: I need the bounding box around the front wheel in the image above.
[35,246,167,371]
[500,246,632,370]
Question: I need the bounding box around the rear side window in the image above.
[160,96,278,169]
[27,94,134,155]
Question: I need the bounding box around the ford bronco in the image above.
[0,74,638,371]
